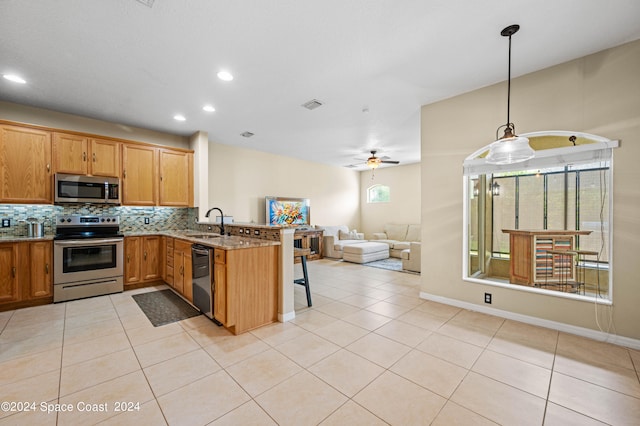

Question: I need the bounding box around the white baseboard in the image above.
[278,311,296,322]
[419,292,640,350]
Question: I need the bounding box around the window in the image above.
[463,131,618,301]
[367,184,390,203]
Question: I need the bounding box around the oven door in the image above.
[54,238,124,285]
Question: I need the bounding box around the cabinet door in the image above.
[142,236,161,281]
[89,138,121,177]
[124,237,141,285]
[165,238,174,286]
[53,132,88,175]
[122,144,157,206]
[182,249,193,302]
[213,249,226,325]
[0,243,20,303]
[28,241,52,299]
[173,240,191,296]
[159,149,192,207]
[0,125,52,203]
[173,250,185,294]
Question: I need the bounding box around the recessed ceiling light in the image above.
[3,74,26,84]
[240,131,254,138]
[203,105,215,112]
[173,114,186,121]
[217,71,234,81]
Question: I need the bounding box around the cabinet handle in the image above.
[83,152,87,161]
[180,266,184,275]
[123,170,126,178]
[144,251,147,260]
[160,175,163,181]
[93,152,96,162]
[12,267,16,277]
[45,263,49,274]
[127,254,130,262]
[46,163,50,173]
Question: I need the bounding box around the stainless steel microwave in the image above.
[54,173,120,204]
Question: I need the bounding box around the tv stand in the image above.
[293,229,323,263]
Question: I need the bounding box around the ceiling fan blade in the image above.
[380,160,400,164]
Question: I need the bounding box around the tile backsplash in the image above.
[0,204,198,237]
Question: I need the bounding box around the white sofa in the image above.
[372,223,421,258]
[401,242,421,272]
[315,225,366,259]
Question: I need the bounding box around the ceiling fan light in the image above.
[486,136,534,164]
[367,158,380,169]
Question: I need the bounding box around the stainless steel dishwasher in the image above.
[191,245,221,325]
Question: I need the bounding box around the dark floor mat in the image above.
[132,289,201,327]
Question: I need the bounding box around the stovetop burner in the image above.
[54,215,122,240]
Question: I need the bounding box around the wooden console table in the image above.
[502,229,591,286]
[293,229,323,263]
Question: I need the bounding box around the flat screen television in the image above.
[265,196,310,226]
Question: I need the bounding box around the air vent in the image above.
[240,131,254,138]
[301,99,323,110]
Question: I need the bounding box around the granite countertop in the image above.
[125,230,281,250]
[0,230,280,250]
[0,235,54,243]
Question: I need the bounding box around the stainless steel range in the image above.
[53,215,124,302]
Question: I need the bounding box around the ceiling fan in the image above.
[361,150,400,169]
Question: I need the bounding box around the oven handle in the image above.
[55,238,123,246]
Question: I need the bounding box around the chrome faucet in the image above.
[204,207,225,235]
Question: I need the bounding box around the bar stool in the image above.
[573,250,599,295]
[293,247,312,307]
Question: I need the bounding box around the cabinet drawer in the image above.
[166,266,174,284]
[214,249,226,264]
[166,256,174,267]
[166,238,174,249]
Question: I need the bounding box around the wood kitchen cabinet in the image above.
[124,236,161,288]
[0,124,52,204]
[159,148,194,207]
[0,241,52,310]
[53,133,121,177]
[122,144,157,206]
[28,241,53,299]
[0,243,21,303]
[214,245,278,334]
[172,239,193,302]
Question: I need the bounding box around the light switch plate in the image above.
[1,219,10,228]
[144,217,150,224]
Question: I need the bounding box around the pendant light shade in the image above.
[486,24,534,164]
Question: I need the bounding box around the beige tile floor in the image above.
[1,259,639,425]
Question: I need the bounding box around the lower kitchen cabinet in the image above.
[0,241,52,310]
[124,236,161,288]
[214,245,278,335]
[172,239,192,302]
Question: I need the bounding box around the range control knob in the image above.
[59,218,65,223]
[66,218,72,222]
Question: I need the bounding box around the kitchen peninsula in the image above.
[125,229,280,335]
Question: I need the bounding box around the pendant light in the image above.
[485,24,535,165]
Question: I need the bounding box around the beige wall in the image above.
[421,40,640,340]
[359,163,421,238]
[0,101,189,149]
[207,142,361,228]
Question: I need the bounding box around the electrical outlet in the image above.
[484,293,492,304]
[1,219,10,228]
[144,217,150,225]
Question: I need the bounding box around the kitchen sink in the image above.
[186,234,222,239]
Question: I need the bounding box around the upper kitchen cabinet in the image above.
[53,133,121,177]
[122,144,157,206]
[0,124,52,204]
[159,148,194,207]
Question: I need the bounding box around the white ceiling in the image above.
[1,0,639,170]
